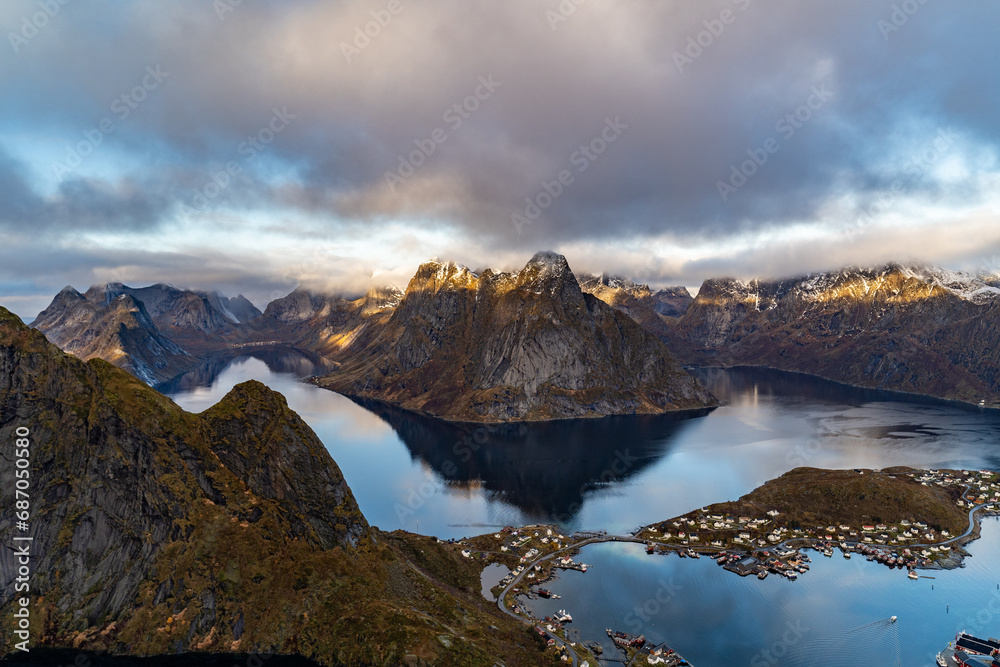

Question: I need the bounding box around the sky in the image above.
[1,0,998,320]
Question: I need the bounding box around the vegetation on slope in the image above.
[0,306,549,666]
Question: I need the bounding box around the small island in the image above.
[634,467,998,581]
[451,467,1000,665]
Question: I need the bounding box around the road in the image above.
[495,534,644,666]
[493,480,998,664]
[909,484,997,549]
[771,483,998,560]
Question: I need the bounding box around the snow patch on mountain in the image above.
[898,264,1000,304]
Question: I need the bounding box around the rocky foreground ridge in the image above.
[0,307,549,665]
[314,252,716,422]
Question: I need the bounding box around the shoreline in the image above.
[689,363,999,412]
[306,378,719,425]
[461,467,1000,663]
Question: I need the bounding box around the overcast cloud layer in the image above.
[1,0,998,318]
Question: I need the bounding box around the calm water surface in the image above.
[524,522,1000,666]
[161,351,1000,664]
[162,353,1000,539]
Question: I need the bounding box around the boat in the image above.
[908,570,919,580]
[758,571,768,580]
[936,653,947,666]
[844,552,851,559]
[555,609,572,623]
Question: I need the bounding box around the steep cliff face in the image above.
[31,282,405,385]
[261,286,401,359]
[316,252,716,422]
[0,307,546,666]
[31,282,269,381]
[662,264,1000,405]
[83,283,263,353]
[86,283,262,326]
[29,286,197,384]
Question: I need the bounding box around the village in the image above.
[634,468,1000,581]
[446,468,1000,665]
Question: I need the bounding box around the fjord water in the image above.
[162,352,1000,539]
[525,524,1000,666]
[161,351,1000,663]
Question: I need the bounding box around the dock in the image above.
[936,632,1000,667]
[606,629,693,666]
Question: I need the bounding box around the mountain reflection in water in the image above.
[156,347,337,395]
[349,397,713,521]
[162,349,1000,538]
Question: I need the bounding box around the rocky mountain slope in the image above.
[0,307,549,665]
[31,282,403,385]
[316,252,716,422]
[660,264,1000,406]
[29,286,197,384]
[579,274,693,318]
[82,283,262,354]
[578,274,693,337]
[261,286,402,359]
[31,282,268,383]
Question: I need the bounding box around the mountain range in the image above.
[315,252,715,421]
[653,264,1000,406]
[30,282,399,385]
[0,306,549,665]
[25,257,1000,409]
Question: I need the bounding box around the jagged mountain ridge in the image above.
[659,263,1000,405]
[84,283,262,352]
[578,273,693,339]
[261,286,402,359]
[316,251,717,422]
[29,286,197,384]
[0,306,549,666]
[31,282,269,383]
[578,273,694,318]
[31,282,404,384]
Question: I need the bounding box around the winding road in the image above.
[495,534,645,666]
[491,479,998,665]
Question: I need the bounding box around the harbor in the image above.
[457,469,1000,664]
[936,632,1000,666]
[605,629,692,666]
[633,468,1000,581]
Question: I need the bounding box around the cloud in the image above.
[0,0,998,305]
